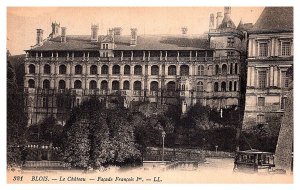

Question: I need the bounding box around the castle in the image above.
[23,7,293,129]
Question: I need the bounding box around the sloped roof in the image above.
[237,20,254,31]
[29,34,210,51]
[250,7,293,33]
[114,35,209,50]
[218,15,236,29]
[31,35,100,51]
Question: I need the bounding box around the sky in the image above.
[7,7,264,55]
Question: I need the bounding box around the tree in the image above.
[106,108,141,165]
[64,119,91,168]
[90,116,112,168]
[7,59,28,167]
[62,98,141,169]
[26,116,63,147]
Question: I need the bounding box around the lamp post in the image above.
[162,131,166,162]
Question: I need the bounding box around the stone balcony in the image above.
[24,87,240,100]
[25,56,231,63]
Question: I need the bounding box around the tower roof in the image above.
[218,14,236,29]
[250,7,293,33]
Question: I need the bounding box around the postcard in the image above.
[6,6,293,184]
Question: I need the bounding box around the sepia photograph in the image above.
[6,4,294,185]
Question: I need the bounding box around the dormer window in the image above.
[259,42,268,57]
[281,41,291,56]
[102,44,108,49]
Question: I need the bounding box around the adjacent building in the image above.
[243,7,293,129]
[24,7,248,125]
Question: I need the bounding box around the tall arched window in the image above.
[58,80,66,89]
[221,81,226,91]
[151,65,159,75]
[101,65,108,75]
[89,80,97,89]
[215,65,219,75]
[101,80,108,90]
[29,64,35,74]
[28,79,35,88]
[222,64,227,75]
[167,81,176,91]
[123,81,130,90]
[134,65,142,75]
[214,82,219,92]
[90,65,98,75]
[133,81,142,90]
[44,64,51,74]
[112,81,120,90]
[59,65,66,74]
[43,80,50,89]
[229,81,232,91]
[75,65,83,74]
[74,80,82,89]
[180,65,189,76]
[234,63,238,74]
[196,81,204,91]
[112,65,120,75]
[168,65,176,75]
[124,65,130,75]
[150,81,159,91]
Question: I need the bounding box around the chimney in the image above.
[216,12,223,28]
[51,21,60,38]
[181,27,188,35]
[108,28,115,43]
[113,27,122,35]
[36,29,43,46]
[61,27,66,42]
[108,28,114,36]
[91,24,99,42]
[209,13,215,30]
[130,28,137,46]
[224,7,231,18]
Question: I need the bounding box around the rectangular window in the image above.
[281,71,289,88]
[257,97,265,106]
[227,37,234,47]
[281,97,287,110]
[257,114,265,124]
[281,42,291,56]
[258,71,267,89]
[259,42,268,57]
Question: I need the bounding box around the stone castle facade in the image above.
[23,7,293,128]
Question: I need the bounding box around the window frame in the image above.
[281,41,291,57]
[258,42,268,57]
[258,70,267,89]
